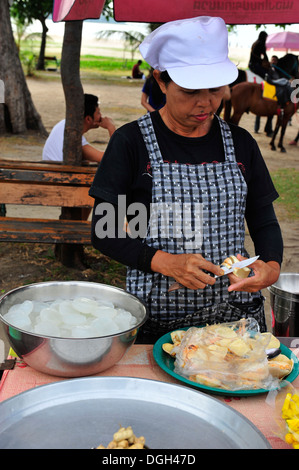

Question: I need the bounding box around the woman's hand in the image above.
[141,92,155,112]
[151,251,224,290]
[227,254,280,293]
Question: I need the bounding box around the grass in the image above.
[271,168,299,220]
[78,55,147,81]
[20,45,150,80]
[80,55,137,72]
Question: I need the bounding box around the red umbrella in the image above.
[53,0,105,22]
[113,0,299,24]
[266,31,299,51]
[52,0,299,24]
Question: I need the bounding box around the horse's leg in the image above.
[223,99,232,122]
[222,83,233,122]
[230,109,243,125]
[278,117,288,153]
[269,115,280,151]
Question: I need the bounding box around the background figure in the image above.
[269,55,279,79]
[254,115,274,136]
[42,94,115,163]
[132,60,144,79]
[248,31,270,79]
[141,68,166,112]
[254,56,279,136]
[289,131,299,145]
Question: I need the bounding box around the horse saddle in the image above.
[264,74,293,107]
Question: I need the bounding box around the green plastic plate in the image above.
[153,329,299,397]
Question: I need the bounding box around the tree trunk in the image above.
[57,21,86,268]
[61,21,84,166]
[0,0,47,136]
[36,17,48,71]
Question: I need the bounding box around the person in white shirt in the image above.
[42,94,116,163]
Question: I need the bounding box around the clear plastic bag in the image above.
[267,382,299,449]
[173,318,280,391]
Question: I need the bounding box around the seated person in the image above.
[269,55,279,78]
[132,60,144,79]
[42,94,116,163]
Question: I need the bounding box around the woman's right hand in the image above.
[151,250,224,290]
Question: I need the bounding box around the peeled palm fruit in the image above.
[170,329,186,345]
[262,332,281,349]
[228,338,251,356]
[162,343,176,356]
[268,354,294,379]
[221,255,251,278]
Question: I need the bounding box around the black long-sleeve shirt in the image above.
[89,112,283,272]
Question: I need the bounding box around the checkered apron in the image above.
[126,114,265,334]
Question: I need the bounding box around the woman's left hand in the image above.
[227,254,280,293]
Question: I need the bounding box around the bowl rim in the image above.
[267,272,299,300]
[0,280,148,340]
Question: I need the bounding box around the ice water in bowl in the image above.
[3,297,138,338]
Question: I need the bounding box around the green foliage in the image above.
[10,0,53,25]
[102,0,114,21]
[96,30,146,61]
[19,50,36,76]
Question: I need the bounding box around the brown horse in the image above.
[225,81,297,152]
[224,54,299,153]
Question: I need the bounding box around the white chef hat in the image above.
[139,16,238,89]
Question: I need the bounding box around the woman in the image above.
[141,68,166,112]
[90,17,282,343]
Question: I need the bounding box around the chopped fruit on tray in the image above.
[162,319,294,391]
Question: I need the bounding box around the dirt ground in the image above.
[0,75,298,355]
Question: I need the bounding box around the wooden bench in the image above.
[0,160,97,245]
[44,56,59,71]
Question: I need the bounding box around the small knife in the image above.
[168,255,260,291]
[215,255,259,278]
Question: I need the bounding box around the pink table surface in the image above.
[1,344,298,449]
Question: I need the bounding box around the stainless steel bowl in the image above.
[0,281,148,377]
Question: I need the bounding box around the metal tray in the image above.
[0,377,270,449]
